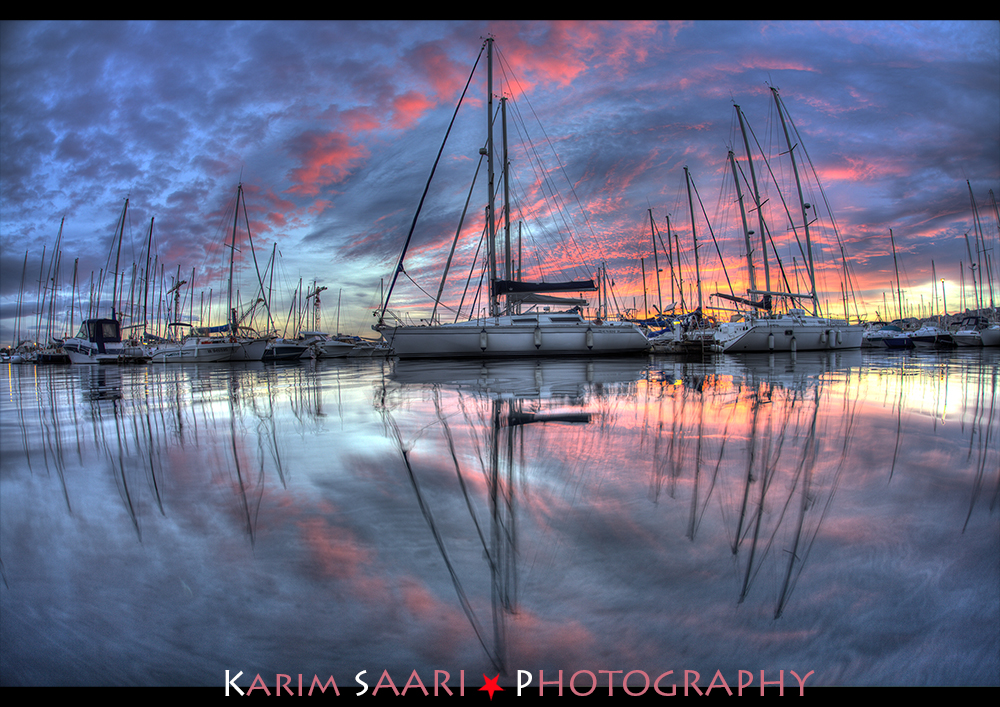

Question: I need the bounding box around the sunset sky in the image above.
[2,20,998,343]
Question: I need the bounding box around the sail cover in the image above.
[492,279,597,296]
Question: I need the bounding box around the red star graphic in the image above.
[480,674,503,700]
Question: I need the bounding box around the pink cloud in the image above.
[284,130,369,197]
[391,91,436,130]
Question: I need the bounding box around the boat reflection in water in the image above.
[1,350,997,686]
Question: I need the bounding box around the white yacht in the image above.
[384,311,649,359]
[715,310,862,353]
[374,38,649,360]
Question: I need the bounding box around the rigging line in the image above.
[431,151,486,324]
[378,42,486,324]
[455,222,489,323]
[508,113,584,262]
[402,270,460,315]
[512,104,598,284]
[690,172,736,299]
[494,48,607,271]
[746,110,810,280]
[501,93,592,281]
[239,185,276,334]
[391,424,503,672]
[432,391,495,571]
[775,92,863,319]
[735,128,798,304]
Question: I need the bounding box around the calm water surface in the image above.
[1,350,997,688]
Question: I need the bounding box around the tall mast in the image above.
[736,104,770,295]
[964,232,979,312]
[143,217,154,335]
[112,199,128,321]
[69,258,78,338]
[665,213,676,309]
[684,166,703,311]
[931,259,937,317]
[43,218,64,342]
[485,37,497,317]
[502,95,511,315]
[889,229,903,321]
[228,184,241,335]
[13,251,27,347]
[728,149,757,298]
[771,88,818,315]
[35,245,46,340]
[968,180,994,309]
[649,209,663,314]
[673,226,685,313]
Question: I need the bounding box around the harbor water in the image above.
[1,349,997,688]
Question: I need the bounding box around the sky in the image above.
[2,20,998,344]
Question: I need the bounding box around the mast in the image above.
[771,88,819,315]
[968,181,994,309]
[517,221,522,282]
[502,95,511,315]
[143,217,154,336]
[684,166,703,311]
[486,36,497,318]
[641,257,648,317]
[964,232,979,312]
[43,220,64,343]
[665,213,676,310]
[931,260,938,320]
[111,198,128,321]
[69,258,78,338]
[729,149,757,297]
[736,104,770,295]
[889,229,903,321]
[190,268,195,330]
[35,244,46,342]
[673,226,685,313]
[649,209,663,314]
[13,251,27,347]
[228,184,241,335]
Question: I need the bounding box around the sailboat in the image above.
[952,182,999,347]
[151,184,270,363]
[374,38,650,359]
[221,183,269,362]
[712,92,864,353]
[63,199,150,364]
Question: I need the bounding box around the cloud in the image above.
[283,130,369,197]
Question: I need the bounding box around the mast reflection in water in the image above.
[1,351,997,686]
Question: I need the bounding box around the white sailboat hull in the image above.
[317,340,355,358]
[716,315,864,353]
[64,341,128,364]
[381,315,650,359]
[227,338,268,362]
[149,339,239,363]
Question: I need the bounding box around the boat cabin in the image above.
[74,318,122,351]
